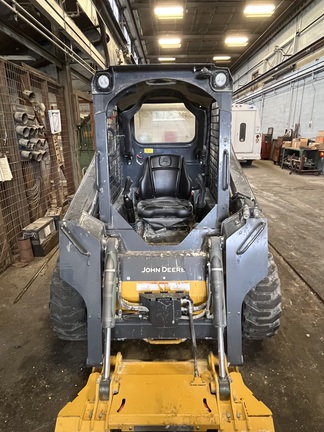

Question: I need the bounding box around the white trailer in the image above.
[231,103,261,164]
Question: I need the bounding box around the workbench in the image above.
[280,147,321,174]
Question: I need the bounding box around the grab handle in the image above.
[236,222,266,255]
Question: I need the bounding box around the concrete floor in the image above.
[0,160,323,432]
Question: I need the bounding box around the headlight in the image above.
[97,74,110,90]
[96,73,112,91]
[213,72,227,88]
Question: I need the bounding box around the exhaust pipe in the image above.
[18,139,30,147]
[16,126,30,138]
[38,138,46,147]
[20,150,32,160]
[31,151,42,162]
[14,111,28,124]
[30,138,41,147]
[22,89,36,103]
[38,150,49,161]
[28,127,37,138]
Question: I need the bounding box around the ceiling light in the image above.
[213,55,231,61]
[244,3,275,17]
[158,57,176,61]
[225,36,249,47]
[154,5,184,20]
[158,37,182,48]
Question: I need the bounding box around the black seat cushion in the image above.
[137,197,193,219]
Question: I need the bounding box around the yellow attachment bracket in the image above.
[55,352,274,432]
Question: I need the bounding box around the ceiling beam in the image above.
[233,35,324,97]
[29,0,105,69]
[70,66,92,84]
[0,20,64,68]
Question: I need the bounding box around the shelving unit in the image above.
[280,147,321,175]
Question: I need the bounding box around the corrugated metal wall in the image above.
[232,0,324,137]
[0,60,76,272]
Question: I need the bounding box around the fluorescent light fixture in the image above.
[154,5,184,19]
[158,57,176,61]
[244,3,275,17]
[158,37,182,48]
[213,55,231,61]
[225,36,249,46]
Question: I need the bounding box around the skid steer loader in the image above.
[50,64,281,432]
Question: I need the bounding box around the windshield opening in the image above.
[134,102,195,144]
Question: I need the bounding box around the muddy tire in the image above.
[50,262,87,341]
[242,253,281,340]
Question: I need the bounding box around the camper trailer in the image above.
[232,103,261,164]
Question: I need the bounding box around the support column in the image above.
[58,65,82,190]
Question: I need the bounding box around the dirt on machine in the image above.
[50,64,282,432]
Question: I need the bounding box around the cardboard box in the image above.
[299,138,308,147]
[317,130,324,137]
[282,141,292,148]
[315,136,324,144]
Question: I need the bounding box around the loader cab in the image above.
[92,64,232,246]
[58,64,272,371]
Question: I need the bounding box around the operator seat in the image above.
[137,154,193,229]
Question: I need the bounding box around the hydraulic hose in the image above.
[182,298,199,378]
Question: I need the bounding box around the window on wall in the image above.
[134,103,196,144]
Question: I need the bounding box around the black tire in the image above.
[246,160,253,165]
[50,262,87,341]
[242,253,281,340]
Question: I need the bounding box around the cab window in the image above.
[134,103,195,144]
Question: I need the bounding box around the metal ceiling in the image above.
[124,0,314,70]
[0,0,316,77]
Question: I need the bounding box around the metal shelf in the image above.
[280,147,321,175]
